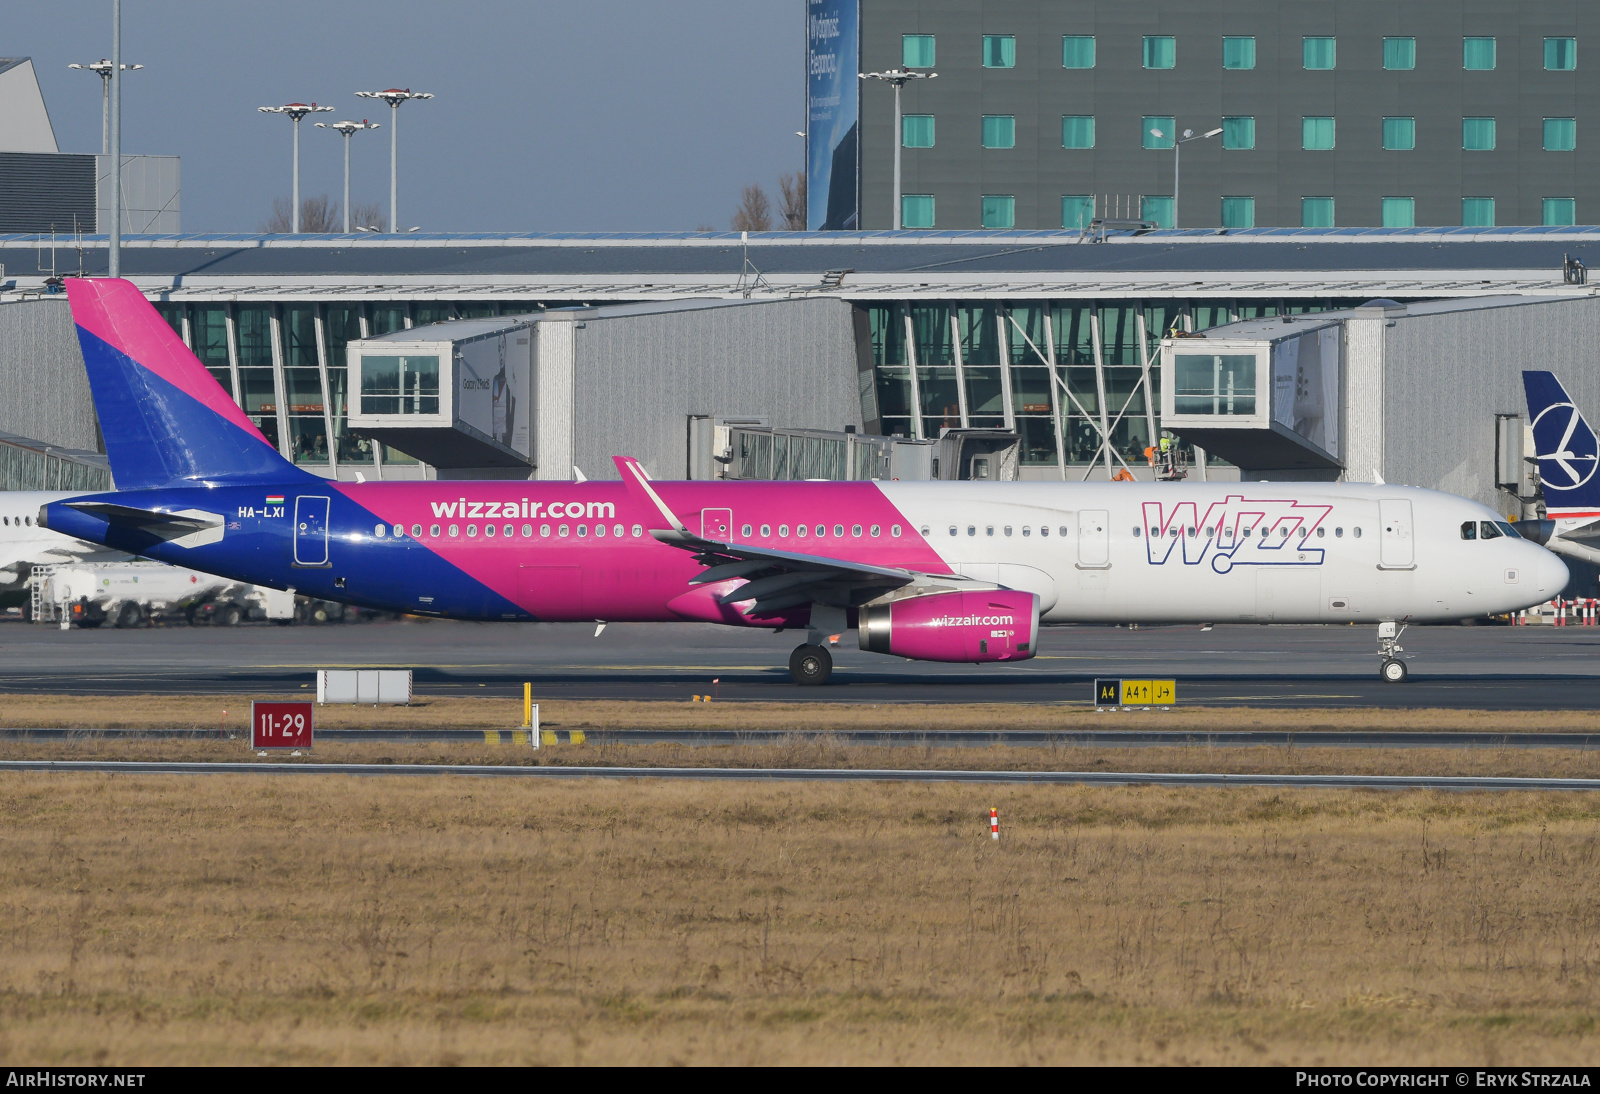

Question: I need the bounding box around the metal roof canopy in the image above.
[2,228,1596,301]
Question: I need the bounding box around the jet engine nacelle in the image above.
[858,589,1040,664]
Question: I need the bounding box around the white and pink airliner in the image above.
[39,279,1569,685]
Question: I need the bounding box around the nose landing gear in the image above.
[1377,620,1408,683]
[789,643,832,686]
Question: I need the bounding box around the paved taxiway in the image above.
[5,728,1600,749]
[2,618,1597,708]
[2,759,1597,790]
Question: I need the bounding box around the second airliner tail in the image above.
[1523,370,1600,513]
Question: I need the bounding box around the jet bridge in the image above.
[1158,318,1343,478]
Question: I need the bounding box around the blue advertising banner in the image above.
[807,0,859,230]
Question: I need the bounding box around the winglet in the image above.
[612,455,687,532]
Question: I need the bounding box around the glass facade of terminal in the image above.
[153,299,524,473]
[155,294,1372,479]
[865,297,1365,472]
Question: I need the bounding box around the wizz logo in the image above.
[1142,496,1333,574]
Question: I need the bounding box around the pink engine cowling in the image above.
[857,590,1040,664]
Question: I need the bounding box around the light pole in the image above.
[68,58,143,155]
[259,103,333,233]
[315,119,380,233]
[108,0,122,275]
[858,68,936,229]
[1148,125,1222,229]
[355,89,433,232]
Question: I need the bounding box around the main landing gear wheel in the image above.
[789,644,833,686]
[1380,658,1408,684]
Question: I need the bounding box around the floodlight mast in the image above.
[68,58,143,156]
[259,103,333,233]
[108,1,122,276]
[355,89,433,232]
[316,119,380,233]
[859,68,936,229]
[1148,125,1223,229]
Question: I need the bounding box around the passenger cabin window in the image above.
[1461,521,1478,540]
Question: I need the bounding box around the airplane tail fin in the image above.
[1523,370,1600,512]
[65,278,308,490]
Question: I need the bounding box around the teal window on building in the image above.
[1384,37,1416,70]
[1221,116,1254,150]
[1301,197,1335,228]
[901,195,935,229]
[1220,196,1255,229]
[1463,37,1496,70]
[1062,35,1094,68]
[1144,116,1175,148]
[1544,197,1577,226]
[903,35,935,68]
[1061,115,1095,149]
[1546,37,1577,71]
[1382,117,1415,151]
[1462,197,1495,227]
[1463,117,1495,150]
[981,195,1015,229]
[902,115,935,148]
[1382,197,1415,228]
[983,35,1015,68]
[981,115,1015,148]
[1222,36,1255,70]
[1303,37,1336,69]
[1062,195,1094,229]
[1302,117,1335,150]
[1141,195,1173,229]
[1143,36,1175,69]
[1544,117,1576,151]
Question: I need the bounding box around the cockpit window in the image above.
[1497,521,1521,539]
[1479,521,1503,540]
[1461,521,1477,540]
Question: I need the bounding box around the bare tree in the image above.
[694,224,716,232]
[261,194,348,233]
[730,183,773,232]
[777,172,806,230]
[350,200,386,232]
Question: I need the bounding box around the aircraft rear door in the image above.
[1378,499,1415,569]
[1077,510,1110,568]
[293,495,331,567]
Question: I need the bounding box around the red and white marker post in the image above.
[990,807,999,841]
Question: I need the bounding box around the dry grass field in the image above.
[1,773,1600,1065]
[7,693,1600,735]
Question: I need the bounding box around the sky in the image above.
[8,0,805,233]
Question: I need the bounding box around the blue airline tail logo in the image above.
[1523,371,1600,509]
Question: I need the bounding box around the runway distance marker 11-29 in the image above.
[252,701,313,750]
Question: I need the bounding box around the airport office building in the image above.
[1,229,1599,519]
[807,0,1600,232]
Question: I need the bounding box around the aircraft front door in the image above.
[701,508,733,541]
[1077,509,1110,568]
[293,495,331,567]
[1378,499,1415,569]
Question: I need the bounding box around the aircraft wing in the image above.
[613,455,923,615]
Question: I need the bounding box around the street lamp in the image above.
[354,88,433,232]
[68,59,143,155]
[1148,125,1222,229]
[315,119,380,233]
[858,68,936,230]
[258,102,333,233]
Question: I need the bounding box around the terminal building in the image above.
[0,227,1596,522]
[807,0,1600,231]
